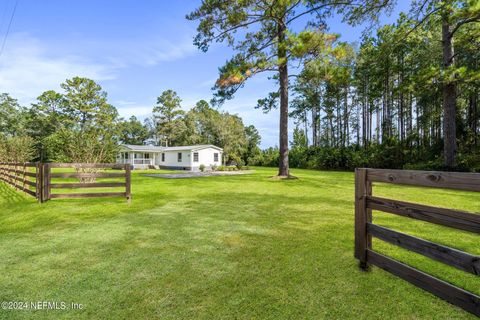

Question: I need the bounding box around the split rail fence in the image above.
[0,163,131,203]
[355,168,480,317]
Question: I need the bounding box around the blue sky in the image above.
[0,0,411,148]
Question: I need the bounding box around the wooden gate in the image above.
[355,168,480,317]
[42,163,131,203]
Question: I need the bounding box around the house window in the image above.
[193,152,199,162]
[124,152,129,159]
[161,153,165,162]
[178,152,182,162]
[214,153,219,162]
[144,153,150,159]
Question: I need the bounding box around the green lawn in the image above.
[0,167,478,319]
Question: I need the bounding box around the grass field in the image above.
[0,167,478,319]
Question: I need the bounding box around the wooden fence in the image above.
[355,168,480,317]
[44,163,131,203]
[0,162,41,200]
[0,163,131,203]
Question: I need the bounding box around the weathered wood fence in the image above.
[44,163,131,203]
[355,168,480,317]
[0,162,41,199]
[0,163,131,203]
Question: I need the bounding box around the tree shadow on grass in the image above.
[0,182,33,205]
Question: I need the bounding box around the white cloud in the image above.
[117,105,153,119]
[115,100,138,106]
[102,36,197,68]
[0,33,116,104]
[0,32,198,105]
[133,39,197,66]
[198,77,217,88]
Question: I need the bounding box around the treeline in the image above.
[0,78,261,165]
[188,0,479,175]
[282,11,480,172]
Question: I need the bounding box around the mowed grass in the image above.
[0,167,478,319]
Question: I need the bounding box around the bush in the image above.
[199,164,205,172]
[403,160,444,171]
[217,165,225,171]
[0,135,35,163]
[256,147,279,167]
[256,140,480,172]
[211,164,218,171]
[456,152,480,172]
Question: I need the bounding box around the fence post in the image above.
[13,163,17,190]
[43,163,50,202]
[355,168,372,270]
[125,164,131,204]
[47,163,51,202]
[36,163,42,203]
[6,163,10,185]
[16,163,19,189]
[22,163,27,196]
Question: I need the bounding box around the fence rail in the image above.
[0,163,131,203]
[44,163,131,203]
[0,162,41,200]
[355,168,480,317]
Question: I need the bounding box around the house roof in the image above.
[164,145,223,152]
[120,145,164,152]
[120,144,223,152]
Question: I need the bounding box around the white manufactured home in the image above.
[116,144,224,170]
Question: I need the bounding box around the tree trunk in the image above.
[344,85,349,147]
[399,53,405,141]
[376,106,381,143]
[312,107,318,146]
[408,93,413,146]
[317,106,321,146]
[442,18,456,169]
[362,79,367,146]
[469,89,478,146]
[474,88,478,147]
[336,93,341,147]
[329,116,334,147]
[304,110,309,146]
[277,21,289,177]
[368,97,372,143]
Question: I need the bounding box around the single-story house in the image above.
[116,144,224,170]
